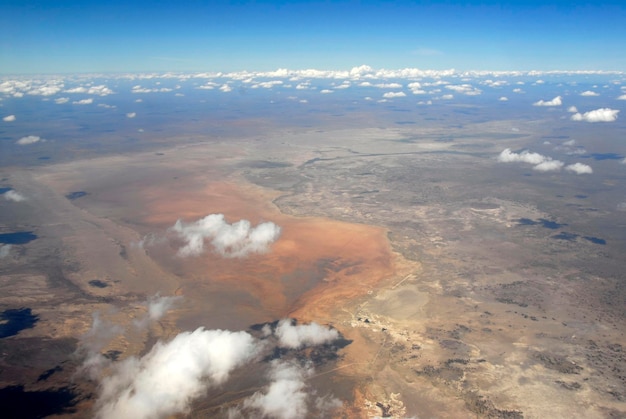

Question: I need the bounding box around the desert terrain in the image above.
[1,113,625,418]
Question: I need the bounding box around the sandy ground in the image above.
[2,125,624,418]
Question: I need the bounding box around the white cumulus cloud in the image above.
[3,115,15,122]
[497,148,564,172]
[242,360,312,419]
[274,319,340,349]
[565,162,593,174]
[567,106,578,113]
[4,190,26,202]
[171,213,281,258]
[580,90,599,96]
[382,91,406,99]
[126,112,136,118]
[73,98,94,105]
[617,94,626,100]
[16,135,43,145]
[571,108,619,122]
[95,328,260,419]
[55,97,70,104]
[533,160,564,172]
[533,96,562,106]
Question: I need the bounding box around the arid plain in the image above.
[2,87,626,418]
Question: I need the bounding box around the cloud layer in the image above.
[82,314,344,419]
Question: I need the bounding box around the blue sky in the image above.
[1,0,625,74]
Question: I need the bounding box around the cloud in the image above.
[0,244,11,258]
[170,214,281,258]
[513,88,524,93]
[65,85,114,96]
[241,360,312,419]
[533,96,562,106]
[3,115,15,122]
[533,160,564,172]
[567,106,578,113]
[382,91,406,99]
[571,108,619,122]
[499,96,508,101]
[55,97,70,104]
[95,328,260,419]
[320,89,334,94]
[497,148,547,165]
[133,295,182,329]
[219,84,232,92]
[618,94,626,100]
[580,90,599,96]
[73,98,94,105]
[497,148,564,172]
[4,190,26,202]
[445,84,482,95]
[16,135,43,145]
[77,313,124,380]
[274,319,340,349]
[126,112,136,118]
[565,162,593,174]
[440,94,454,100]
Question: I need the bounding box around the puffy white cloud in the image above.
[499,96,508,101]
[571,108,619,122]
[374,83,403,89]
[440,94,454,100]
[3,115,15,122]
[533,96,562,106]
[580,90,599,96]
[533,160,564,172]
[132,85,173,93]
[567,105,578,113]
[565,162,593,174]
[497,148,564,172]
[82,313,344,419]
[320,89,334,94]
[513,88,524,93]
[95,328,260,419]
[73,98,94,105]
[16,135,43,145]
[445,84,482,95]
[171,213,281,258]
[382,91,406,99]
[27,84,63,96]
[617,94,626,100]
[55,97,70,104]
[65,85,113,95]
[252,80,284,89]
[126,112,136,118]
[219,84,232,92]
[4,190,26,202]
[242,360,312,419]
[274,319,340,349]
[497,148,548,165]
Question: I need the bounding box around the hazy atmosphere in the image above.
[1,1,625,418]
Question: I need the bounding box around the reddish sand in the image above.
[141,179,398,323]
